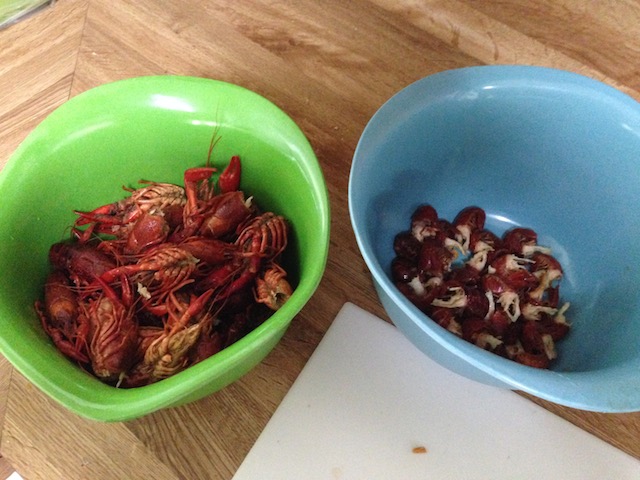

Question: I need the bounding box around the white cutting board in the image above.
[233,303,640,479]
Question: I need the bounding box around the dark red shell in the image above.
[125,212,170,255]
[418,239,453,277]
[453,206,486,231]
[393,231,421,259]
[411,204,438,226]
[503,227,537,255]
[49,242,117,285]
[391,256,418,283]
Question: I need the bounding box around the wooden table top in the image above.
[1,1,639,478]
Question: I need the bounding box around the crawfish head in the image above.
[520,320,557,362]
[528,252,564,300]
[73,182,186,235]
[470,229,502,254]
[429,306,462,336]
[164,288,215,334]
[410,204,439,242]
[418,238,453,278]
[502,228,551,257]
[391,256,418,283]
[488,253,538,291]
[49,242,117,286]
[41,270,79,330]
[183,167,217,211]
[395,276,443,313]
[143,323,203,382]
[487,309,511,337]
[199,191,253,239]
[482,273,521,322]
[179,236,239,267]
[431,282,467,309]
[464,286,490,318]
[128,181,186,219]
[236,212,289,260]
[393,231,421,260]
[124,212,170,255]
[461,316,490,344]
[453,206,486,251]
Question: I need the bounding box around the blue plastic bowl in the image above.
[349,65,640,412]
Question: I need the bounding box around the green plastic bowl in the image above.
[0,76,330,422]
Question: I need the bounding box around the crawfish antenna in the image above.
[206,124,222,168]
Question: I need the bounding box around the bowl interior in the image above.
[350,66,640,411]
[0,76,330,421]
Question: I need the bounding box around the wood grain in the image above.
[1,1,639,478]
[0,456,13,480]
[3,372,178,480]
[0,0,88,170]
[0,357,12,478]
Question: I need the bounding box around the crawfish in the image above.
[430,307,462,336]
[126,289,214,385]
[488,253,538,291]
[418,237,454,278]
[74,181,187,237]
[198,212,289,300]
[99,244,199,306]
[170,166,252,241]
[255,263,293,311]
[236,212,288,260]
[467,229,503,271]
[172,191,253,242]
[83,276,138,382]
[35,270,90,364]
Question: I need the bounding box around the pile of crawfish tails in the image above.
[35,155,294,388]
[391,205,571,369]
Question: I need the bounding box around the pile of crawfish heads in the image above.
[392,205,571,369]
[35,156,293,387]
